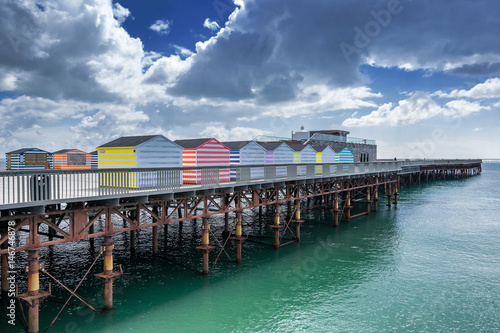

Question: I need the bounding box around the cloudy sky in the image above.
[0,0,499,159]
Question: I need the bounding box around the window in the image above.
[25,153,47,166]
[67,153,87,166]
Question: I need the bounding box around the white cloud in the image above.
[149,19,172,35]
[199,124,271,141]
[113,3,130,24]
[342,92,486,127]
[434,78,500,99]
[203,18,220,32]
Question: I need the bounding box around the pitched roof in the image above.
[174,138,214,148]
[90,150,98,155]
[221,141,250,150]
[310,142,337,153]
[6,148,49,154]
[97,135,159,148]
[284,141,316,152]
[53,149,75,154]
[258,141,292,151]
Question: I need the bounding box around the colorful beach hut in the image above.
[338,147,354,162]
[53,149,91,170]
[96,135,183,188]
[287,142,317,176]
[174,138,231,184]
[310,143,337,175]
[6,148,53,170]
[258,142,294,177]
[338,147,354,173]
[222,140,266,180]
[90,151,98,169]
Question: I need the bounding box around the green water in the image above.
[2,162,500,332]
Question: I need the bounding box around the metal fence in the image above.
[0,160,480,208]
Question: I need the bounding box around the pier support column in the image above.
[95,236,121,310]
[366,187,371,214]
[222,194,230,239]
[345,191,352,222]
[270,203,283,249]
[152,206,158,255]
[393,184,398,205]
[387,184,392,208]
[333,193,340,227]
[373,186,379,212]
[196,218,214,274]
[17,248,50,333]
[230,211,246,263]
[292,200,304,241]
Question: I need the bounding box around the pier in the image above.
[0,159,481,332]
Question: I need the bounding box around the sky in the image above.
[0,0,499,159]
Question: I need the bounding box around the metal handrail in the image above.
[0,160,481,208]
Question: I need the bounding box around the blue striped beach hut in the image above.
[96,135,183,188]
[338,147,354,172]
[90,151,98,169]
[6,148,53,170]
[287,142,317,176]
[258,142,294,177]
[222,141,266,180]
[338,147,354,162]
[310,143,337,174]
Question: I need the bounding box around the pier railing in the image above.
[0,159,481,209]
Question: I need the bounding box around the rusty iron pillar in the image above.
[230,211,246,263]
[17,248,50,333]
[196,217,214,274]
[292,200,304,241]
[393,183,398,205]
[366,187,371,215]
[373,185,379,212]
[332,193,340,227]
[222,194,230,239]
[152,206,159,255]
[270,203,283,249]
[345,191,352,222]
[95,236,122,309]
[387,183,392,208]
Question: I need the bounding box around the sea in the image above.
[1,161,499,332]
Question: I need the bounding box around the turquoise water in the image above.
[2,162,499,332]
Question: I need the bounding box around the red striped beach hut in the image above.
[53,149,91,170]
[174,138,231,184]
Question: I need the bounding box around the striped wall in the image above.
[98,136,182,188]
[270,144,294,177]
[182,139,230,184]
[98,147,136,169]
[316,147,336,174]
[293,145,316,176]
[229,142,266,180]
[6,151,53,170]
[90,152,98,169]
[339,147,354,172]
[53,150,91,170]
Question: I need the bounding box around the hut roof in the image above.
[174,138,217,149]
[97,135,159,148]
[90,151,98,155]
[257,141,289,150]
[53,149,83,154]
[6,148,49,154]
[310,142,337,153]
[285,141,315,152]
[222,141,261,150]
